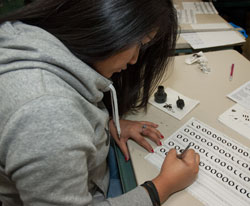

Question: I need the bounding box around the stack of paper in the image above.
[181,30,245,49]
[176,2,218,24]
[176,1,245,49]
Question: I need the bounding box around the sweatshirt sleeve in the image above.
[2,95,96,206]
[107,186,152,206]
[1,95,152,206]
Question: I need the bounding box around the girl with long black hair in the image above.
[0,1,199,205]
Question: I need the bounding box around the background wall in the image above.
[212,0,250,60]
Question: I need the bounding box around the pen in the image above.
[229,63,234,81]
[177,143,191,159]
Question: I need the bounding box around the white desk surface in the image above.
[126,50,250,206]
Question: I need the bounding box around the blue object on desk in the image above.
[229,22,248,38]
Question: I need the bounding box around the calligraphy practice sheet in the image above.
[145,118,250,206]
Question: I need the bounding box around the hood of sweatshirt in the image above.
[0,21,112,103]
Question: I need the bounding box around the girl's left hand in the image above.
[109,119,164,161]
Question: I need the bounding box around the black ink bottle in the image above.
[154,85,167,103]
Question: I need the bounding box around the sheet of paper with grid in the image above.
[145,118,250,206]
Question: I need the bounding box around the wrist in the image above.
[152,176,172,203]
[141,181,160,206]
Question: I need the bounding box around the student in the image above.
[0,0,200,205]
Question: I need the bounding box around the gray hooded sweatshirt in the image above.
[0,21,152,206]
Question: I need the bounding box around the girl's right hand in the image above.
[152,148,200,203]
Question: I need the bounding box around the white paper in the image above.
[177,9,197,24]
[149,87,199,120]
[145,118,250,206]
[219,104,250,140]
[227,81,250,110]
[182,2,218,14]
[180,30,245,49]
[191,23,231,30]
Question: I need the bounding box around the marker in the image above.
[177,143,191,159]
[229,63,234,81]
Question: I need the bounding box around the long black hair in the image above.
[0,0,177,116]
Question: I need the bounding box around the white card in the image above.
[227,81,250,110]
[219,103,250,140]
[149,87,199,120]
